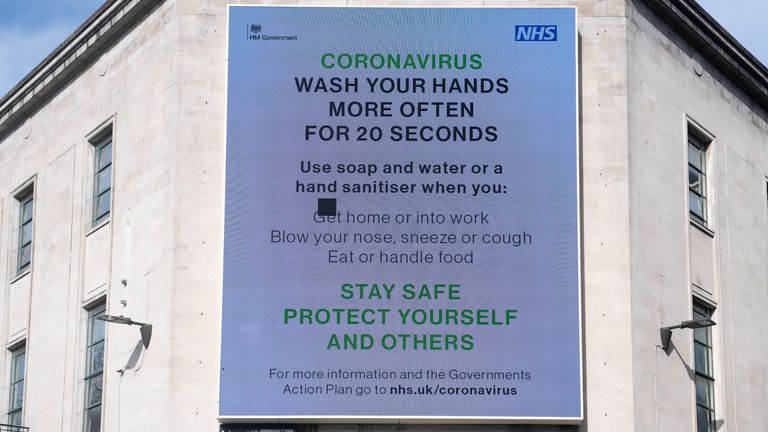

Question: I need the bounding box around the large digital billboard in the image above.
[221,6,580,422]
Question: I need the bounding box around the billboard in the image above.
[221,6,580,422]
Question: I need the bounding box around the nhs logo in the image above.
[515,25,558,41]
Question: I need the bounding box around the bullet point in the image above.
[318,198,336,216]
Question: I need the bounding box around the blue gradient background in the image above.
[221,7,579,419]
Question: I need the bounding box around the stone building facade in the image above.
[0,0,766,431]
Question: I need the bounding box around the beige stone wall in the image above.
[627,1,768,431]
[0,1,187,430]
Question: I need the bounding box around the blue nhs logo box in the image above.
[515,25,558,41]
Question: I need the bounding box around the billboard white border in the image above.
[219,4,583,425]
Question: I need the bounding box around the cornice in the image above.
[0,0,165,140]
[641,0,768,110]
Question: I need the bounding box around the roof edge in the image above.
[641,0,768,109]
[0,0,166,140]
[0,0,121,104]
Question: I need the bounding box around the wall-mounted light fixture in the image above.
[96,315,153,349]
[660,318,715,353]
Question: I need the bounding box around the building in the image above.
[0,0,766,431]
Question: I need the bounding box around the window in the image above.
[7,346,25,427]
[16,192,33,273]
[92,134,112,225]
[694,301,715,432]
[688,134,708,225]
[84,305,106,432]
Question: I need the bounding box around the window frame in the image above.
[688,133,708,226]
[91,133,112,226]
[83,304,106,432]
[7,345,26,427]
[16,191,34,274]
[693,301,715,432]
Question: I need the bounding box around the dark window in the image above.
[84,305,105,432]
[7,346,25,426]
[694,302,715,432]
[92,135,112,225]
[688,134,708,225]
[16,193,33,273]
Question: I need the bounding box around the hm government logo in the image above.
[515,25,558,41]
[248,24,261,40]
[246,23,298,42]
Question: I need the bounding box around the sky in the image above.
[0,0,104,98]
[0,0,766,97]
